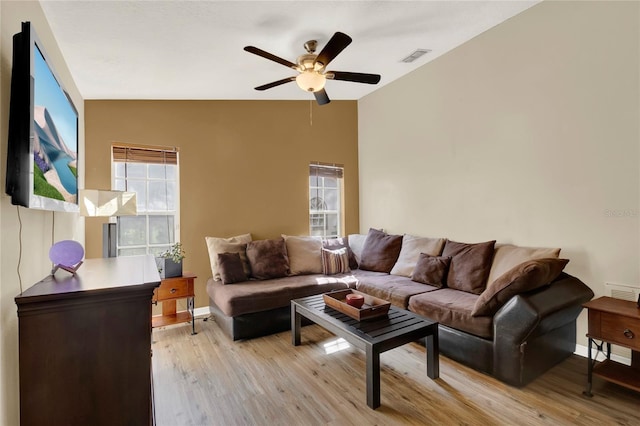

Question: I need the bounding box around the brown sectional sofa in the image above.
[205,231,594,387]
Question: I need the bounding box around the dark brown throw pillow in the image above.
[246,238,290,280]
[217,252,248,284]
[322,237,358,270]
[442,239,496,294]
[410,254,452,288]
[358,228,403,273]
[472,258,569,317]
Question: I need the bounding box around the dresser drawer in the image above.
[153,277,193,302]
[600,312,640,351]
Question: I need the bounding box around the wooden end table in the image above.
[583,296,640,396]
[291,294,439,409]
[152,272,197,334]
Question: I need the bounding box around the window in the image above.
[309,163,343,237]
[112,145,179,257]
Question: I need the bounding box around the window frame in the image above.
[111,144,180,257]
[309,163,344,238]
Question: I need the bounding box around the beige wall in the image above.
[84,100,359,309]
[0,2,85,423]
[358,0,639,350]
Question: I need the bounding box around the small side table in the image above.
[583,296,640,396]
[152,272,197,334]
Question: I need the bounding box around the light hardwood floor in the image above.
[152,316,639,426]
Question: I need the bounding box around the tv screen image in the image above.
[33,45,78,204]
[6,21,79,212]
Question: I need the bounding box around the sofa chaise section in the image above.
[408,272,593,386]
[207,273,357,340]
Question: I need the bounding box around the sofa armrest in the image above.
[492,273,594,385]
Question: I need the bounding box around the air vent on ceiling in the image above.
[401,49,431,63]
[605,282,640,301]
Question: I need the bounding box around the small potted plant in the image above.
[156,242,186,279]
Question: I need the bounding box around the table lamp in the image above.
[79,189,137,257]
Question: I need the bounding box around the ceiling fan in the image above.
[244,32,381,106]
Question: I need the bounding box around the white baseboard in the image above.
[194,306,210,318]
[574,344,631,366]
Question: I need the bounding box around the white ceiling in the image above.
[40,0,539,101]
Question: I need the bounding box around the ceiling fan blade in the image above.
[244,46,298,69]
[254,77,296,91]
[327,71,381,85]
[314,32,352,68]
[314,89,331,106]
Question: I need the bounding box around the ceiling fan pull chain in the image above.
[309,100,313,126]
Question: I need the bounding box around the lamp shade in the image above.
[79,189,137,217]
[296,71,326,92]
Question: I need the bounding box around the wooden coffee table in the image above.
[291,294,439,409]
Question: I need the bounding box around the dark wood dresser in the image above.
[15,255,161,426]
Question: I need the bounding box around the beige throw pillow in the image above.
[390,234,446,277]
[348,233,368,264]
[282,235,322,275]
[486,244,560,286]
[205,233,252,280]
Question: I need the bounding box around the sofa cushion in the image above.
[217,252,248,284]
[321,247,350,275]
[348,233,368,265]
[390,234,446,277]
[356,274,438,309]
[408,289,493,339]
[282,235,322,275]
[207,274,358,317]
[246,238,290,280]
[442,239,496,295]
[472,258,570,317]
[205,233,252,280]
[358,228,403,273]
[410,254,451,288]
[323,237,358,269]
[486,244,561,286]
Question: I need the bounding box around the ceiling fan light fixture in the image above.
[296,70,326,92]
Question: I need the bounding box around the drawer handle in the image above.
[623,329,635,339]
[170,288,177,294]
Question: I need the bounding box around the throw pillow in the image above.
[486,244,561,286]
[410,254,452,288]
[472,258,569,317]
[323,237,358,269]
[217,252,248,284]
[282,235,322,275]
[205,233,252,281]
[442,239,496,294]
[347,233,369,265]
[246,238,290,280]
[390,234,446,277]
[358,228,403,273]
[321,247,351,275]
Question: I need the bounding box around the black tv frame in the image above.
[5,21,79,213]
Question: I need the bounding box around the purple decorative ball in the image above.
[49,240,84,267]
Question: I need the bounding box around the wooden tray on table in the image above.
[322,289,391,321]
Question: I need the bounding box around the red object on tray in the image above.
[345,293,365,308]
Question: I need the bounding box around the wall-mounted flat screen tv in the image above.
[5,21,79,213]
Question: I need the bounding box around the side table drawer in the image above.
[601,312,640,351]
[154,278,192,302]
